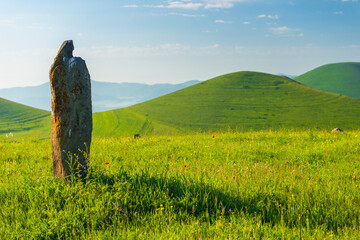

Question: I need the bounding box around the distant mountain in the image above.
[93,71,360,136]
[294,62,360,99]
[0,80,200,112]
[277,73,297,79]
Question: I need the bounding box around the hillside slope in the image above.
[0,97,50,139]
[124,71,360,133]
[294,62,360,99]
[2,71,360,138]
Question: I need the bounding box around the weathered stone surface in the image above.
[50,40,92,179]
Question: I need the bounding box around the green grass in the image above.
[0,97,50,139]
[126,71,360,133]
[2,70,360,139]
[1,130,359,239]
[92,108,182,137]
[294,62,360,99]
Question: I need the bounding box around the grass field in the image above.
[1,130,359,239]
[0,97,50,139]
[295,62,360,99]
[1,71,360,139]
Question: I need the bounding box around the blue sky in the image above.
[0,0,359,89]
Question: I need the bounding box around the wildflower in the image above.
[326,130,329,133]
[212,135,215,138]
[184,164,187,168]
[105,162,109,165]
[232,176,236,179]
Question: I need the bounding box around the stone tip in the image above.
[58,40,74,58]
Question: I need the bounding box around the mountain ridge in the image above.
[0,80,201,112]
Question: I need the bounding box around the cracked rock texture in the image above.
[50,40,92,179]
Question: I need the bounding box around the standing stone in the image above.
[50,40,92,180]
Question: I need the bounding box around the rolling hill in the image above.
[294,62,360,99]
[0,97,50,139]
[2,71,360,139]
[93,71,360,136]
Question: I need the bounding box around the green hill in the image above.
[2,71,360,138]
[0,97,50,139]
[94,71,360,136]
[294,62,360,99]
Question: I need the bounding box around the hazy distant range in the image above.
[0,80,200,112]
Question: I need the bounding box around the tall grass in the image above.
[0,130,359,239]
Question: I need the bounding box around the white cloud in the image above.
[168,1,203,9]
[204,0,249,9]
[271,26,291,33]
[144,4,166,8]
[145,1,203,10]
[123,5,138,8]
[270,26,303,37]
[215,19,232,23]
[243,21,251,24]
[334,11,343,15]
[267,14,279,19]
[145,0,252,10]
[257,14,279,19]
[169,12,205,17]
[341,0,358,2]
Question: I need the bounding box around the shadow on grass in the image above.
[85,168,345,232]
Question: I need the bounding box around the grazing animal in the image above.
[133,134,140,139]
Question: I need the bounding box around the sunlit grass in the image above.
[0,130,359,239]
